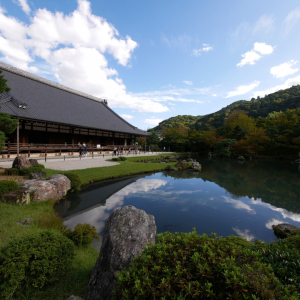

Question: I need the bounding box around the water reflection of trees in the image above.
[164,159,300,213]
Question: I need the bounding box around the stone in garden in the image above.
[237,156,245,160]
[272,223,300,238]
[29,171,46,179]
[166,165,172,171]
[12,156,32,170]
[46,174,71,199]
[0,188,30,205]
[16,217,33,227]
[21,174,71,202]
[28,159,39,166]
[175,160,190,169]
[86,205,156,300]
[190,162,201,172]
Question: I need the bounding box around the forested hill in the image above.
[150,115,202,132]
[150,84,300,131]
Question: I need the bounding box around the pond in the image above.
[55,158,300,250]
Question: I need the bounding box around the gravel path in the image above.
[0,152,168,171]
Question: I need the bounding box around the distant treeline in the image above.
[143,85,300,157]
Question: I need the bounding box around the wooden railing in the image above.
[0,143,142,158]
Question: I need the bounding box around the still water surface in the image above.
[55,158,300,250]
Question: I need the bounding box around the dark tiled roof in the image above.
[0,62,149,136]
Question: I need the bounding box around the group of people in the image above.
[78,142,88,157]
[113,146,125,156]
[161,146,170,152]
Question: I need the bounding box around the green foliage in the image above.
[112,157,121,161]
[6,168,20,176]
[0,230,75,299]
[64,172,81,192]
[0,180,19,195]
[214,139,237,158]
[19,164,45,176]
[146,131,160,146]
[113,230,297,300]
[119,156,127,161]
[251,239,300,291]
[286,235,300,251]
[63,223,100,247]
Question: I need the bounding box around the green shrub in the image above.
[112,157,121,161]
[6,168,19,176]
[113,230,297,300]
[286,235,300,251]
[19,164,45,176]
[64,172,81,192]
[0,230,75,299]
[63,223,100,247]
[119,156,127,161]
[0,180,19,195]
[224,235,253,250]
[252,239,300,291]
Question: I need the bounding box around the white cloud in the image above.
[270,60,299,78]
[232,227,255,241]
[144,118,163,126]
[120,114,134,120]
[0,0,169,113]
[183,81,193,85]
[14,0,31,15]
[253,42,274,55]
[222,196,256,214]
[237,42,274,67]
[237,50,261,67]
[192,44,213,57]
[252,15,275,35]
[284,7,300,35]
[225,80,260,98]
[253,75,300,97]
[265,218,282,229]
[212,94,217,97]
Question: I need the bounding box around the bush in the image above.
[63,223,100,247]
[251,239,300,291]
[112,157,121,161]
[286,235,300,251]
[64,172,81,192]
[19,164,45,176]
[119,156,127,161]
[113,230,297,300]
[5,168,19,176]
[0,180,19,195]
[0,230,75,299]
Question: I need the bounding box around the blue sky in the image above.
[0,0,300,130]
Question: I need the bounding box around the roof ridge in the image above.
[0,61,105,104]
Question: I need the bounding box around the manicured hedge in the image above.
[19,164,45,176]
[0,180,19,195]
[0,230,75,299]
[64,172,82,192]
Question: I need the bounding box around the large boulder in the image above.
[237,156,245,160]
[190,161,201,172]
[0,188,30,205]
[272,223,300,239]
[46,174,71,199]
[21,174,71,202]
[86,205,156,300]
[12,156,32,170]
[28,159,39,166]
[175,160,190,169]
[29,171,46,179]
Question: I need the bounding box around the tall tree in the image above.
[0,70,18,151]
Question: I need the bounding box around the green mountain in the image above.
[150,85,300,131]
[150,115,202,132]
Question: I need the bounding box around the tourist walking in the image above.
[135,146,138,154]
[113,147,117,156]
[78,142,82,156]
[128,147,131,154]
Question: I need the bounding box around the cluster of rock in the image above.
[272,223,300,239]
[85,205,156,300]
[16,217,33,227]
[1,174,71,204]
[135,156,178,164]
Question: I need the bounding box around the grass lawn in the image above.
[0,153,178,299]
[45,153,178,186]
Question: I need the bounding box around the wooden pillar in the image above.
[17,119,19,158]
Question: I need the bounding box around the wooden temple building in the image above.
[0,62,149,157]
